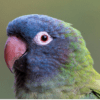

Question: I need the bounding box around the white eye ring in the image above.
[34,31,53,45]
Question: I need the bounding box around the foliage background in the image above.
[0,0,100,98]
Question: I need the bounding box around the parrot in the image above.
[4,14,100,99]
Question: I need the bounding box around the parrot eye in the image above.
[34,31,53,45]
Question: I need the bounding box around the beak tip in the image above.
[4,36,27,73]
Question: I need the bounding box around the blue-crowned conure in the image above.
[4,14,100,99]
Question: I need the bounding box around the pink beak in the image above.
[4,36,27,72]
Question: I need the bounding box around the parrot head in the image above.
[4,14,93,98]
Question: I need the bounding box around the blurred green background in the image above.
[0,0,100,98]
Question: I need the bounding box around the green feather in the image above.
[18,22,100,99]
[20,22,100,99]
[14,19,100,99]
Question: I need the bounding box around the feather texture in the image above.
[5,14,100,99]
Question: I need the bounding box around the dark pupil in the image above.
[41,35,48,41]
